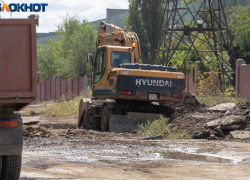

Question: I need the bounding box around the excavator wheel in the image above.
[101,105,113,131]
[85,107,94,130]
[78,99,85,128]
[85,107,101,130]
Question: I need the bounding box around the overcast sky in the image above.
[0,0,129,32]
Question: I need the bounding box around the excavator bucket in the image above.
[78,99,92,128]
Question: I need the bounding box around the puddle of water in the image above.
[160,151,232,164]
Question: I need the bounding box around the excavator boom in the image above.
[97,21,141,62]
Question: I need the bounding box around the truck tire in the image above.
[0,155,21,180]
[101,105,113,131]
[0,156,2,177]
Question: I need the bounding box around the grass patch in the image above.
[20,103,47,116]
[20,87,93,118]
[139,115,191,140]
[41,93,84,118]
[197,92,245,107]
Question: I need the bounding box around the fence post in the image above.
[84,75,88,90]
[235,59,246,97]
[186,61,194,93]
[194,61,201,97]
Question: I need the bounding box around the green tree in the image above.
[56,16,96,77]
[126,0,164,64]
[37,16,96,80]
[228,0,250,57]
[181,0,199,6]
[37,39,58,80]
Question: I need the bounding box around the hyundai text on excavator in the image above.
[78,21,185,132]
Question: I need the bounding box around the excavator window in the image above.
[111,52,131,67]
[93,47,106,84]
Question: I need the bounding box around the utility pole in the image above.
[151,0,236,88]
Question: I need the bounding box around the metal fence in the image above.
[37,75,91,102]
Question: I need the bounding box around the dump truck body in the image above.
[0,15,38,179]
[0,16,38,111]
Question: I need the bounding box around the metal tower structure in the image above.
[151,0,236,87]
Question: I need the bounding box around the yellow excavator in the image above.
[78,21,185,132]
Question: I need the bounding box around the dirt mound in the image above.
[170,101,250,140]
[23,125,50,137]
[165,92,205,117]
[176,92,205,115]
[165,92,211,138]
[170,111,224,139]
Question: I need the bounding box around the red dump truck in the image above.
[0,15,38,179]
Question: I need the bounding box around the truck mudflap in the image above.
[0,115,22,156]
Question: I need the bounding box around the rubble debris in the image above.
[170,98,250,140]
[140,134,163,140]
[130,129,140,134]
[23,121,39,125]
[208,103,236,112]
[207,115,246,128]
[226,101,250,115]
[23,125,50,137]
[208,134,220,140]
[230,131,250,140]
[30,111,37,115]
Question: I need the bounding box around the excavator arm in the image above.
[97,21,142,62]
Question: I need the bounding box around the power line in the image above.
[47,0,63,8]
[90,1,128,21]
[40,0,108,21]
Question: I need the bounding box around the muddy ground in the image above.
[20,94,250,179]
[20,116,250,179]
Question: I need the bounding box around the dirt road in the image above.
[20,117,250,180]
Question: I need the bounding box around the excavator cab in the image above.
[111,51,131,67]
[91,45,135,92]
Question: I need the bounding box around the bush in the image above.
[139,115,191,139]
[197,91,244,107]
[197,70,244,106]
